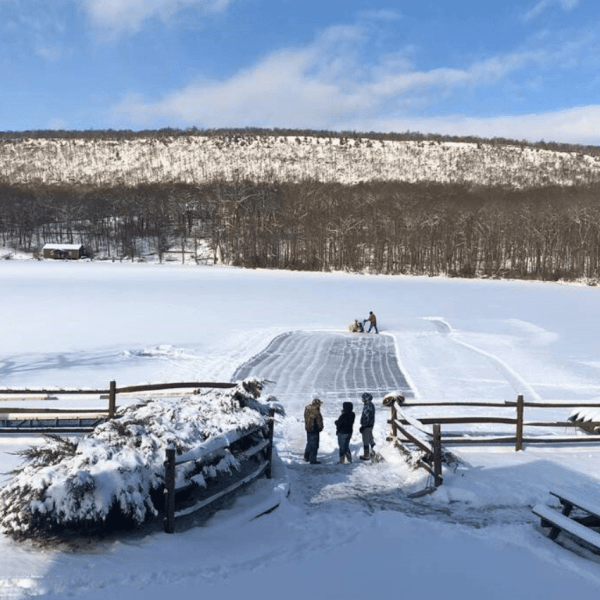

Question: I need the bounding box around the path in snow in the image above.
[233,329,412,473]
[233,330,412,401]
[231,330,532,528]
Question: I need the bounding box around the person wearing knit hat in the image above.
[359,392,375,460]
[364,311,378,333]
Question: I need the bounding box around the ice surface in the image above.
[2,261,600,598]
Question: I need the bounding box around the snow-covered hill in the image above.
[1,133,600,188]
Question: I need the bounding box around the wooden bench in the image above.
[532,490,600,551]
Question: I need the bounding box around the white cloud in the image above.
[358,9,402,22]
[46,117,70,130]
[113,24,537,130]
[110,17,600,145]
[353,106,600,146]
[80,0,231,34]
[523,0,579,22]
[35,45,62,61]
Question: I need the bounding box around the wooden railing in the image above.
[384,395,600,486]
[163,407,276,533]
[0,381,237,432]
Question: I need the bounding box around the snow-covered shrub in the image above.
[0,378,283,540]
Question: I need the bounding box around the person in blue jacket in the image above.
[359,392,375,460]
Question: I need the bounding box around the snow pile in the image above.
[0,378,281,540]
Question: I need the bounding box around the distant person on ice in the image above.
[335,402,355,463]
[364,311,378,333]
[359,392,375,460]
[304,397,324,464]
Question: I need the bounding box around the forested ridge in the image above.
[2,129,600,282]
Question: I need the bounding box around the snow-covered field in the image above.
[2,261,600,599]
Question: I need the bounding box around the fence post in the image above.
[432,423,443,487]
[108,380,116,419]
[265,408,275,479]
[164,445,176,534]
[391,402,398,439]
[515,394,524,451]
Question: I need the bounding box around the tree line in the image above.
[2,180,600,281]
[1,127,599,158]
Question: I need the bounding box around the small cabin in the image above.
[42,243,85,260]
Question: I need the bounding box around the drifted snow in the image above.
[1,262,600,598]
[0,381,277,537]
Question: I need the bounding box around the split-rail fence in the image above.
[384,394,600,487]
[0,381,237,432]
[163,408,276,533]
[1,381,279,531]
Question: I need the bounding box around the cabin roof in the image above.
[42,243,83,250]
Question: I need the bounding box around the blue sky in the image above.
[2,0,600,144]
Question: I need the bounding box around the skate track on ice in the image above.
[230,328,541,527]
[233,330,413,402]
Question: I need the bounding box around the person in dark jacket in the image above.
[304,397,324,464]
[364,311,378,333]
[335,402,355,463]
[359,392,375,460]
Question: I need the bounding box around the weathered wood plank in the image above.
[0,408,108,414]
[532,503,600,550]
[174,462,268,519]
[116,382,236,393]
[549,491,600,521]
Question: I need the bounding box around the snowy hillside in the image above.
[1,133,600,188]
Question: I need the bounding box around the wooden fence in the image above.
[0,381,237,433]
[384,395,600,487]
[163,408,276,533]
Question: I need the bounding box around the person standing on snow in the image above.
[304,397,324,464]
[335,402,355,463]
[364,311,378,333]
[359,392,375,460]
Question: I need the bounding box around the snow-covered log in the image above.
[0,378,283,540]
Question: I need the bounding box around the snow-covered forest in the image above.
[2,131,600,187]
[2,129,600,281]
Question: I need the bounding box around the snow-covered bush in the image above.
[0,378,283,540]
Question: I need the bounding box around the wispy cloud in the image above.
[1,3,70,61]
[35,44,63,61]
[347,106,600,145]
[81,0,232,35]
[110,13,600,144]
[358,9,402,22]
[113,24,538,129]
[522,0,579,22]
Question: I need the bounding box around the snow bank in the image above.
[0,379,282,540]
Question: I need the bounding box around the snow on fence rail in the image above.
[0,379,283,540]
[163,411,276,534]
[0,379,279,533]
[0,381,237,433]
[384,394,600,486]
